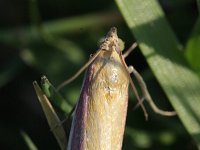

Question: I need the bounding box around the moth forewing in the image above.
[65,27,175,150]
[67,27,131,150]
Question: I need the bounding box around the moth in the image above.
[55,27,176,150]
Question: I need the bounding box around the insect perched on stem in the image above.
[56,27,176,150]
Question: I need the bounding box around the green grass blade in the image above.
[20,130,38,150]
[40,75,72,113]
[0,12,122,46]
[115,0,200,148]
[33,81,67,150]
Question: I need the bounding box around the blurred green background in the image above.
[0,0,199,149]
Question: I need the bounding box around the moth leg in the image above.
[51,105,76,132]
[128,66,176,116]
[123,42,137,58]
[133,97,145,111]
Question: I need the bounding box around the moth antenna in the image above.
[119,52,148,120]
[129,66,176,116]
[123,42,137,58]
[56,49,102,91]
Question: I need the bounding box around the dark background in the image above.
[0,0,198,149]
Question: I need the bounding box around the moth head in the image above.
[99,27,124,53]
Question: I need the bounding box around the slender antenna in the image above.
[123,42,137,58]
[56,49,102,91]
[119,52,148,120]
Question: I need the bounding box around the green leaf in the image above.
[115,0,200,148]
[33,81,67,150]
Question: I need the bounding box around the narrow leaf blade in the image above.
[33,81,67,150]
[20,130,38,150]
